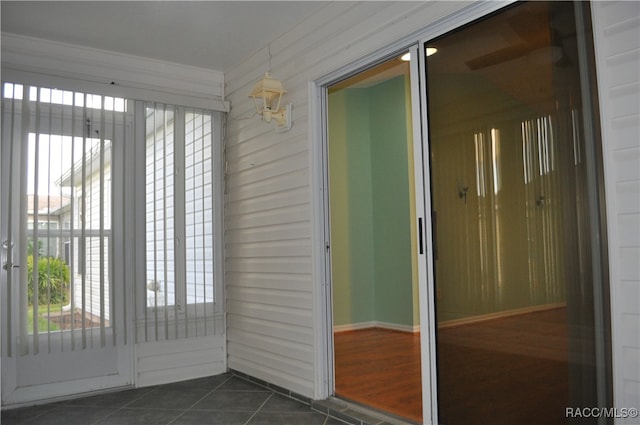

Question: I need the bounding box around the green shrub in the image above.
[26,256,70,306]
[27,239,44,257]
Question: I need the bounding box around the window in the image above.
[3,82,126,111]
[145,104,216,315]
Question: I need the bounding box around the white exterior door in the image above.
[1,83,133,405]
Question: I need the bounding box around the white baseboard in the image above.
[438,302,567,329]
[333,304,566,334]
[333,321,419,334]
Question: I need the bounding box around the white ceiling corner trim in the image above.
[1,32,229,111]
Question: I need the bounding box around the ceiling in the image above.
[1,1,328,73]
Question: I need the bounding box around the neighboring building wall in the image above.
[591,1,640,420]
[69,161,112,323]
[225,0,640,411]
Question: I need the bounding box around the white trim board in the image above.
[333,321,420,334]
[1,32,230,111]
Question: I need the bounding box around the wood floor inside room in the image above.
[333,308,569,425]
[334,328,423,422]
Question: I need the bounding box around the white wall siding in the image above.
[135,334,225,388]
[592,1,640,419]
[224,1,475,399]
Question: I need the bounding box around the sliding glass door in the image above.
[424,2,611,424]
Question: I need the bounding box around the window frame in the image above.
[137,101,224,331]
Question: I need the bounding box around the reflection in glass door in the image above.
[425,2,611,424]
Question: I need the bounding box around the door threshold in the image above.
[312,396,419,425]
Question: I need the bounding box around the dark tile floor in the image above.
[0,374,348,425]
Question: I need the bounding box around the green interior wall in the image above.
[328,89,375,325]
[329,76,416,328]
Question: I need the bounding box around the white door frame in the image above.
[309,2,514,423]
[310,43,436,423]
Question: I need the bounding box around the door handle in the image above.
[2,262,19,271]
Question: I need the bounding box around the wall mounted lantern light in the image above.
[249,72,292,132]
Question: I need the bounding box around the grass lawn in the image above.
[27,303,62,333]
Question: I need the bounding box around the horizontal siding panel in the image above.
[229,169,309,201]
[226,123,279,151]
[226,138,308,173]
[138,346,224,372]
[136,335,226,387]
[227,314,313,346]
[613,147,640,182]
[623,381,640,415]
[137,335,223,357]
[619,247,640,281]
[605,47,640,71]
[603,15,640,54]
[227,329,313,364]
[227,286,312,308]
[618,215,640,247]
[226,222,311,243]
[226,257,312,275]
[226,239,312,258]
[227,300,312,328]
[600,1,639,23]
[609,83,640,119]
[137,362,226,389]
[227,152,308,187]
[228,357,313,397]
[616,181,640,214]
[226,187,309,212]
[620,281,640,314]
[607,49,640,90]
[623,347,640,383]
[226,115,309,153]
[611,115,640,150]
[226,207,309,231]
[225,272,311,292]
[227,342,313,383]
[621,313,640,352]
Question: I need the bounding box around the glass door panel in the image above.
[328,53,422,422]
[425,2,610,424]
[1,83,132,404]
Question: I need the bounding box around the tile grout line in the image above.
[85,390,158,425]
[120,385,160,409]
[166,374,235,425]
[242,391,275,425]
[89,406,122,425]
[89,386,166,425]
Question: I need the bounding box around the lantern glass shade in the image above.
[250,72,287,114]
